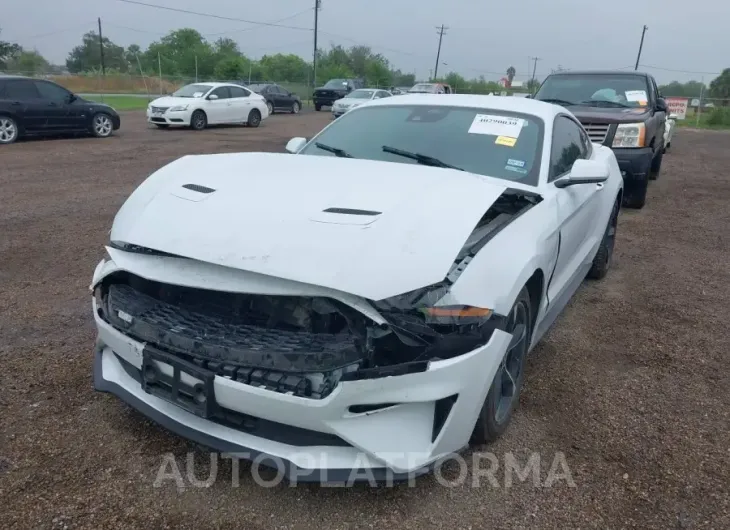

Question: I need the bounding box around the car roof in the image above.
[364,93,563,122]
[547,70,651,77]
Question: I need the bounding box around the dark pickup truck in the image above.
[535,70,667,209]
[313,78,364,111]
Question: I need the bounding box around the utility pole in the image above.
[194,55,198,83]
[433,24,448,80]
[313,0,321,89]
[634,25,648,70]
[529,56,540,94]
[97,18,106,76]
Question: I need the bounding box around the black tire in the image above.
[470,286,532,445]
[266,101,274,116]
[0,115,19,144]
[649,148,664,180]
[291,101,300,114]
[247,109,261,128]
[315,104,322,111]
[190,110,207,131]
[155,124,169,129]
[623,178,648,209]
[90,112,114,138]
[587,198,619,280]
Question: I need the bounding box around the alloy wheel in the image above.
[94,114,112,137]
[0,118,18,143]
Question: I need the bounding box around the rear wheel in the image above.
[190,110,207,131]
[91,113,113,138]
[470,286,532,445]
[0,116,19,144]
[266,101,274,115]
[247,109,261,128]
[587,198,619,280]
[315,104,322,111]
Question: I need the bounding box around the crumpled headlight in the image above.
[612,123,646,148]
[169,105,189,112]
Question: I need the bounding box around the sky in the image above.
[3,0,728,85]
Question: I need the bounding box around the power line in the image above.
[112,0,313,32]
[8,22,97,41]
[205,8,315,37]
[640,64,722,75]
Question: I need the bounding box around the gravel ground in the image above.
[1,113,728,530]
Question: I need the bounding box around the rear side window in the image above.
[5,80,40,100]
[0,80,6,97]
[549,116,588,181]
[229,86,249,98]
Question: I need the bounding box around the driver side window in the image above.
[549,116,589,181]
[34,81,71,102]
[209,86,230,99]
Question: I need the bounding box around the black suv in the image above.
[535,70,667,209]
[246,83,302,115]
[313,78,365,111]
[0,75,121,145]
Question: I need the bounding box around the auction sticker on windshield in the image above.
[495,136,517,147]
[469,114,525,138]
[625,90,648,105]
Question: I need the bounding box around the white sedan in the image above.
[146,82,269,130]
[331,88,392,118]
[664,113,677,152]
[92,94,622,483]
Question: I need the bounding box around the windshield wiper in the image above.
[382,146,464,171]
[538,98,577,106]
[579,99,632,108]
[315,142,353,158]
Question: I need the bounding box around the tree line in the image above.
[1,27,729,99]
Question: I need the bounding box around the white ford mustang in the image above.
[92,95,623,482]
[146,82,269,130]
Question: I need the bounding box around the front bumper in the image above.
[92,298,510,483]
[612,147,653,183]
[146,109,192,126]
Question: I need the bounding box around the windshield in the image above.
[346,89,375,99]
[172,84,213,98]
[535,74,651,107]
[299,105,544,185]
[247,84,269,93]
[324,79,349,88]
[409,84,437,93]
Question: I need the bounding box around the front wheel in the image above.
[247,109,261,128]
[291,101,300,114]
[0,116,19,144]
[155,124,169,129]
[649,148,664,180]
[587,198,619,280]
[190,110,207,131]
[470,286,532,445]
[91,113,113,138]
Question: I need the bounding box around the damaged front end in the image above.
[95,189,540,400]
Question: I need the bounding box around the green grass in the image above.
[84,95,154,110]
[675,109,730,130]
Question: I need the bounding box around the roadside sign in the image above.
[665,97,688,120]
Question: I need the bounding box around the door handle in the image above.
[596,183,604,190]
[11,101,22,107]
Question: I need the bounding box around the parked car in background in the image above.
[313,78,365,111]
[534,70,667,208]
[146,82,268,130]
[664,113,676,152]
[408,82,453,94]
[0,74,120,145]
[331,88,392,118]
[246,83,302,115]
[92,94,622,482]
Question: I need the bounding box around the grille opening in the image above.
[432,394,458,442]
[182,183,216,194]
[348,403,398,414]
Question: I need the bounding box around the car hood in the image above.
[567,105,652,124]
[149,96,202,107]
[110,152,513,300]
[335,99,366,107]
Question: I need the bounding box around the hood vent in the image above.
[182,184,216,194]
[322,207,381,216]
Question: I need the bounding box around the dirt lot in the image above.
[1,112,728,530]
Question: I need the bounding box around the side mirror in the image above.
[554,159,609,188]
[524,94,532,99]
[208,94,219,100]
[67,93,77,103]
[669,113,678,120]
[285,137,307,154]
[655,98,668,112]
